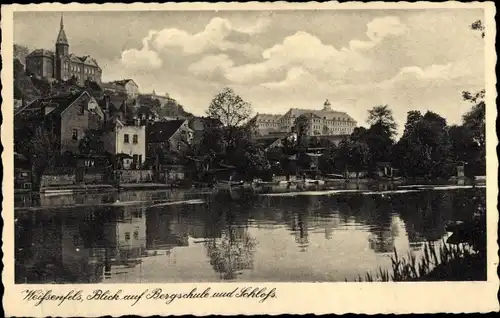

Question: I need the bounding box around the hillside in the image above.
[13,41,194,118]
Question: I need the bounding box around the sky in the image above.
[13,9,485,134]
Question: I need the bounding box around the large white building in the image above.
[253,100,357,136]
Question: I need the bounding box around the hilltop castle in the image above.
[25,14,102,86]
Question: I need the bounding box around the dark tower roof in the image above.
[56,13,69,46]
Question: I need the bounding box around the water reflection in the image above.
[15,187,485,283]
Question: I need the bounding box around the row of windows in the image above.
[124,134,139,144]
[63,63,97,74]
[124,230,140,241]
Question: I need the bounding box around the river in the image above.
[14,182,486,283]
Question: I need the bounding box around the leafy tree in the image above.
[363,106,398,172]
[318,143,338,174]
[14,44,30,63]
[335,140,369,180]
[206,87,252,127]
[79,129,105,155]
[394,111,451,179]
[24,127,61,190]
[233,144,271,181]
[293,114,310,152]
[462,90,485,149]
[202,88,255,164]
[367,105,397,139]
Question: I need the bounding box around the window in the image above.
[133,134,138,144]
[124,134,129,143]
[133,230,139,240]
[79,102,85,115]
[72,129,78,141]
[125,232,131,241]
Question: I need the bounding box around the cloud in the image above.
[120,30,162,70]
[150,17,268,55]
[232,17,272,35]
[188,54,235,76]
[261,67,320,89]
[347,16,407,52]
[195,16,407,85]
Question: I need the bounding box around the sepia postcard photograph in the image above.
[1,2,498,317]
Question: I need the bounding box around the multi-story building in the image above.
[102,79,139,100]
[25,14,102,86]
[14,90,104,154]
[102,116,146,170]
[252,100,357,137]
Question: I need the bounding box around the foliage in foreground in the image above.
[348,241,484,282]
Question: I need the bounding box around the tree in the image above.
[233,144,271,181]
[403,110,423,138]
[335,140,369,181]
[367,105,397,139]
[79,129,105,155]
[364,106,398,173]
[206,87,252,127]
[293,114,310,152]
[394,111,451,179]
[318,143,338,174]
[27,127,61,190]
[462,90,485,149]
[14,44,30,63]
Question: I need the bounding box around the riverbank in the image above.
[17,175,485,196]
[350,240,486,282]
[17,183,179,195]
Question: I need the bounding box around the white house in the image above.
[103,118,146,169]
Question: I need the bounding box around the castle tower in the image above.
[323,99,332,111]
[55,13,69,57]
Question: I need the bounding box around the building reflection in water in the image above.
[15,187,486,283]
[15,204,147,283]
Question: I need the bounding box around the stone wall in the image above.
[41,174,76,187]
[118,169,154,183]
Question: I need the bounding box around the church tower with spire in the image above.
[25,12,102,85]
[54,13,69,82]
[55,13,69,57]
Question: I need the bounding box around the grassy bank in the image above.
[349,241,486,282]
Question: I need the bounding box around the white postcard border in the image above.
[2,2,498,316]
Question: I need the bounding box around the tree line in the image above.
[194,87,486,182]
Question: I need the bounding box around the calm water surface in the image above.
[14,183,486,283]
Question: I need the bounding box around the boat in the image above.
[40,189,74,196]
[302,179,325,185]
[216,180,245,191]
[324,174,347,183]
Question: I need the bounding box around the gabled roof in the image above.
[255,136,282,149]
[111,79,138,87]
[147,120,186,143]
[254,113,281,121]
[15,91,90,120]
